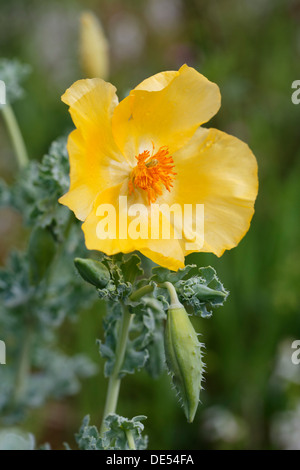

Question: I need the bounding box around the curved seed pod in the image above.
[74,257,110,289]
[164,284,204,423]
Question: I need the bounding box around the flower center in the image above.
[128,146,176,203]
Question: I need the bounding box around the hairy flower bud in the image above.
[74,257,110,289]
[164,283,204,423]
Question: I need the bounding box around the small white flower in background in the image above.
[271,402,300,450]
[145,0,182,33]
[30,3,77,86]
[201,406,247,444]
[241,0,274,16]
[108,12,145,63]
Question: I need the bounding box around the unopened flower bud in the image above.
[192,283,227,301]
[74,257,110,289]
[164,282,204,423]
[79,11,109,80]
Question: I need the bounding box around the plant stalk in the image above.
[129,284,154,302]
[100,305,132,434]
[125,429,136,450]
[163,281,182,307]
[1,104,29,168]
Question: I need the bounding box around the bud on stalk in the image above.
[74,257,110,289]
[79,11,109,80]
[164,282,204,423]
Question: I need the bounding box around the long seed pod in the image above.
[164,282,204,423]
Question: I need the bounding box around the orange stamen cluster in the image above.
[129,146,176,203]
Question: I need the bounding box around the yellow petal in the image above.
[59,129,98,220]
[160,127,258,256]
[82,183,137,255]
[62,78,117,120]
[134,70,179,92]
[139,242,185,271]
[82,181,185,270]
[112,64,221,161]
[61,79,120,155]
[109,69,179,165]
[59,79,130,220]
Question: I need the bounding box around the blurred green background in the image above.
[1,0,300,450]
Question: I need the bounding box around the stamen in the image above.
[129,146,176,204]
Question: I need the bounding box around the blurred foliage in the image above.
[0,138,97,426]
[0,0,300,450]
[0,59,31,106]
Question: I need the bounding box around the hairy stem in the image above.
[100,305,132,434]
[129,284,154,302]
[162,281,182,307]
[125,429,136,450]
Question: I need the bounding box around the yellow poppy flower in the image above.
[59,65,258,271]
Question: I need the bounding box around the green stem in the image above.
[100,305,132,434]
[1,104,29,169]
[162,281,182,307]
[125,429,136,450]
[129,284,154,302]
